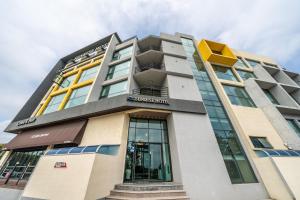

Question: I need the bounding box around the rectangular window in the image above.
[100,80,128,98]
[286,119,300,137]
[64,85,91,109]
[112,46,133,61]
[250,137,273,148]
[43,93,66,114]
[236,70,257,80]
[106,61,130,80]
[234,58,249,69]
[78,66,99,83]
[263,89,279,105]
[60,74,76,89]
[223,85,256,107]
[212,65,239,81]
[245,59,260,67]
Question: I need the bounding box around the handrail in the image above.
[131,87,168,98]
[137,45,161,54]
[135,63,165,73]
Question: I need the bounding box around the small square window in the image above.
[250,137,273,149]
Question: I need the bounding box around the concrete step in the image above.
[110,190,187,198]
[115,183,183,191]
[105,196,189,200]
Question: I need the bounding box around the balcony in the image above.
[134,63,166,87]
[132,87,168,98]
[135,63,165,73]
[137,35,161,54]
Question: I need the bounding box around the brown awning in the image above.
[4,120,87,150]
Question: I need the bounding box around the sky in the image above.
[0,0,299,143]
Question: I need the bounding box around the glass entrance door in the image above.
[124,118,172,182]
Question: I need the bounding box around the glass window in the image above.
[234,58,249,69]
[181,38,257,183]
[212,65,239,81]
[60,74,76,89]
[69,147,85,154]
[57,147,72,154]
[65,85,91,109]
[112,46,133,61]
[106,61,130,80]
[98,145,119,155]
[236,70,256,80]
[245,59,260,67]
[78,66,99,83]
[223,85,256,107]
[83,145,99,153]
[263,89,279,105]
[43,93,66,114]
[100,80,128,98]
[250,137,273,148]
[286,119,300,137]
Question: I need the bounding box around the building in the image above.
[0,32,300,200]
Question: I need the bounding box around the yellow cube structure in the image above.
[198,39,238,66]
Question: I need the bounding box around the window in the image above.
[64,85,91,109]
[181,37,257,184]
[100,80,128,98]
[106,61,130,80]
[263,89,279,105]
[60,74,76,89]
[234,58,249,69]
[112,46,133,61]
[97,145,119,155]
[250,137,273,148]
[286,119,300,137]
[78,66,99,83]
[236,70,256,80]
[43,93,66,114]
[245,59,260,67]
[212,65,239,81]
[223,85,256,107]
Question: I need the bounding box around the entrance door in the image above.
[124,118,172,182]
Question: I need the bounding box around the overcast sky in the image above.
[0,0,300,143]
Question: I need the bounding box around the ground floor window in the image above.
[124,118,172,182]
[0,149,44,185]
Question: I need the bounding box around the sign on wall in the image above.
[17,117,36,126]
[54,162,67,168]
[127,96,169,105]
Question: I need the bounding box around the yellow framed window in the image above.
[78,66,99,83]
[64,85,92,109]
[43,93,66,114]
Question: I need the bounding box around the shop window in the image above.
[0,150,44,182]
[250,137,273,149]
[43,93,66,114]
[263,89,279,105]
[223,85,256,107]
[100,80,128,98]
[64,85,91,109]
[112,46,133,61]
[106,61,130,80]
[212,65,239,81]
[236,70,256,80]
[78,66,99,83]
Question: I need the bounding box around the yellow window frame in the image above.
[36,58,102,116]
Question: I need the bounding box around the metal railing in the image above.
[135,63,165,73]
[132,87,168,98]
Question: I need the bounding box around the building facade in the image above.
[1,32,300,200]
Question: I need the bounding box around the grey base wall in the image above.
[168,111,268,200]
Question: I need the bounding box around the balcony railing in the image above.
[135,63,165,73]
[137,45,161,54]
[132,87,168,98]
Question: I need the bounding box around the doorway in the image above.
[124,118,172,182]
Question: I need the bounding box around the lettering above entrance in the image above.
[127,96,169,105]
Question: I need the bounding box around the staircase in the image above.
[105,182,190,200]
